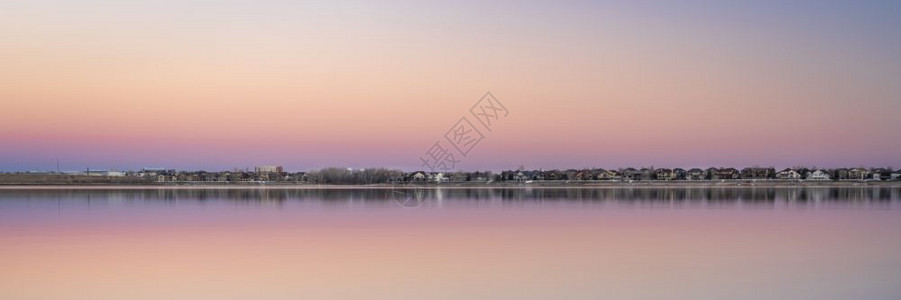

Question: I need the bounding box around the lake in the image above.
[2,187,901,299]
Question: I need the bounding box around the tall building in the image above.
[255,165,284,173]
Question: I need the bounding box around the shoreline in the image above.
[1,181,899,190]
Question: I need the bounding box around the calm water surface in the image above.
[2,187,901,299]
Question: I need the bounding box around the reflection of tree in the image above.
[0,187,898,209]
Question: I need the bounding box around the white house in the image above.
[776,169,802,180]
[86,170,125,177]
[808,170,831,180]
[433,173,446,183]
[514,172,528,182]
[410,171,427,182]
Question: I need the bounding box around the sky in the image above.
[1,0,900,172]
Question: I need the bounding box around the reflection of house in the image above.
[808,169,831,180]
[741,167,775,179]
[776,168,802,180]
[686,168,708,180]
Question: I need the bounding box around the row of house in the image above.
[136,167,299,183]
[21,166,898,184]
[495,167,900,182]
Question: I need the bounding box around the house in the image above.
[155,174,177,182]
[468,171,492,182]
[255,165,284,174]
[834,168,850,180]
[513,171,528,182]
[596,170,621,181]
[892,171,901,181]
[298,172,311,183]
[574,169,593,180]
[711,168,740,180]
[672,168,687,180]
[86,170,126,177]
[543,170,564,181]
[807,169,832,180]
[706,167,719,179]
[176,173,189,181]
[871,168,892,181]
[253,172,269,181]
[654,168,675,180]
[431,173,447,182]
[621,168,644,181]
[201,172,218,182]
[142,168,176,177]
[775,168,802,180]
[848,168,870,180]
[449,172,469,182]
[408,171,428,182]
[741,167,775,179]
[638,168,654,180]
[226,172,241,182]
[686,168,708,180]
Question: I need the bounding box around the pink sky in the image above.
[2,1,900,171]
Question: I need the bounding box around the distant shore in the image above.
[1,180,899,189]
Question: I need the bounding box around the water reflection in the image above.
[2,187,901,300]
[0,187,898,210]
